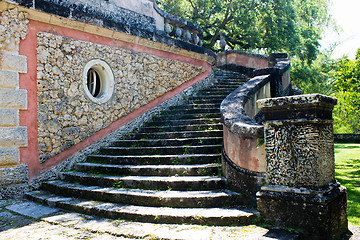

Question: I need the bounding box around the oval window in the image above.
[83,59,115,104]
[87,68,101,98]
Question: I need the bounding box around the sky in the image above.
[320,0,360,59]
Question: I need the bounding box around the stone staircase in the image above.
[26,70,258,226]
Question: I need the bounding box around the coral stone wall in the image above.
[36,32,206,162]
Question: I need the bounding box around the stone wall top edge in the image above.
[257,93,337,109]
[263,118,334,126]
[217,50,269,60]
[1,2,216,63]
[7,0,157,32]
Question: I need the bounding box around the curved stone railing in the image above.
[152,0,203,46]
[219,52,295,204]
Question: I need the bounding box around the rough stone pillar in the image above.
[256,94,348,240]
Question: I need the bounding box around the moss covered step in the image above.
[186,98,226,104]
[75,163,221,176]
[151,113,220,121]
[27,190,257,226]
[137,124,222,134]
[98,145,221,156]
[157,108,220,116]
[111,137,222,147]
[39,181,239,208]
[143,118,221,127]
[168,103,221,110]
[187,94,233,100]
[60,172,226,191]
[87,153,221,165]
[128,130,223,139]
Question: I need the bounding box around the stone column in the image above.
[256,94,348,240]
[0,8,29,198]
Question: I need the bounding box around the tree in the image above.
[290,48,338,94]
[156,0,331,63]
[332,49,360,133]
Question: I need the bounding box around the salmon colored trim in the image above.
[19,20,212,179]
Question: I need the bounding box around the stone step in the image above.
[158,107,220,116]
[151,113,220,121]
[41,180,238,208]
[215,79,245,84]
[128,130,223,139]
[144,118,221,127]
[111,137,222,147]
[196,90,234,96]
[75,162,221,176]
[60,172,226,191]
[187,95,230,100]
[169,103,220,110]
[195,89,235,95]
[187,98,224,104]
[204,86,242,91]
[41,180,236,208]
[27,190,257,225]
[99,144,221,156]
[138,123,222,133]
[87,153,221,165]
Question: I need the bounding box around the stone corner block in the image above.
[0,51,27,73]
[0,89,27,109]
[0,126,28,148]
[0,70,19,89]
[0,148,20,166]
[0,109,19,127]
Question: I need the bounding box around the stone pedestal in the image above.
[256,94,348,240]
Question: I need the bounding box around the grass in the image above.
[334,143,360,226]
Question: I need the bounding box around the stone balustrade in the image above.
[219,52,297,204]
[152,1,203,46]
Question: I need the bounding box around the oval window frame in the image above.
[83,59,115,104]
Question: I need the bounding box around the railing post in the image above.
[256,94,348,240]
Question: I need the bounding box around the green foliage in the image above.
[156,0,331,63]
[333,49,360,92]
[331,49,360,133]
[333,91,360,134]
[290,49,338,94]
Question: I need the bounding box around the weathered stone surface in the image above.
[258,94,337,122]
[0,70,19,89]
[258,94,337,188]
[36,32,206,161]
[0,127,28,148]
[222,149,265,205]
[257,184,348,240]
[5,201,59,219]
[0,51,27,73]
[263,120,335,188]
[0,164,29,187]
[257,93,348,239]
[0,89,27,109]
[0,8,29,52]
[0,148,20,166]
[0,109,18,126]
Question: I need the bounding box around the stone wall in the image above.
[36,32,206,162]
[0,8,29,189]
